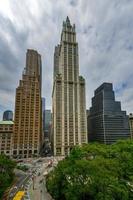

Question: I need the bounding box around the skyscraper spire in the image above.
[66,16,70,24]
[62,16,76,33]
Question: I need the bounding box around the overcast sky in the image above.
[0,0,133,119]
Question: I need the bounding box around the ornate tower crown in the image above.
[66,16,71,26]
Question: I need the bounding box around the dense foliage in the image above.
[17,164,29,172]
[0,154,16,198]
[46,140,133,200]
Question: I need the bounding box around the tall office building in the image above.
[42,97,45,133]
[45,109,51,139]
[3,110,13,121]
[52,17,87,156]
[13,49,42,158]
[88,83,130,144]
[129,113,133,139]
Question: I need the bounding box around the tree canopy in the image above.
[0,154,16,199]
[46,140,133,200]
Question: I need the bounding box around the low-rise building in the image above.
[0,121,14,157]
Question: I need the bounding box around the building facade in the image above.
[42,97,45,134]
[13,49,42,158]
[3,110,13,121]
[52,17,87,156]
[129,113,133,139]
[45,109,51,139]
[0,121,14,157]
[88,83,130,144]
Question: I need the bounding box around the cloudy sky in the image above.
[0,0,133,119]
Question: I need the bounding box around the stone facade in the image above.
[129,113,133,139]
[52,17,87,156]
[0,121,13,157]
[13,49,42,158]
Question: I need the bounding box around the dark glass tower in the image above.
[88,83,130,144]
[45,110,51,139]
[3,110,13,121]
[42,97,45,134]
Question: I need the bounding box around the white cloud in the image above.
[0,0,133,120]
[0,0,13,19]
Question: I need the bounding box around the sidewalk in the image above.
[29,170,53,200]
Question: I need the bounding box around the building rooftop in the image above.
[94,82,113,95]
[0,121,14,125]
[129,113,133,118]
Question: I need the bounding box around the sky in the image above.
[0,0,133,119]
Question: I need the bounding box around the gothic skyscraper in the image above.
[13,49,42,158]
[52,17,87,156]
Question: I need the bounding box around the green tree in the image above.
[46,140,133,200]
[0,154,16,198]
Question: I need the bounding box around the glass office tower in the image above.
[88,83,130,144]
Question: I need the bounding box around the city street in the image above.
[8,157,58,200]
[7,157,64,199]
[28,157,65,200]
[8,169,28,199]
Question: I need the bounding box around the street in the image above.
[8,157,64,200]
